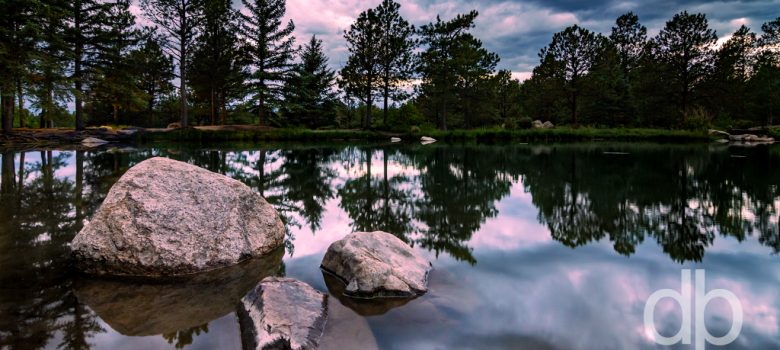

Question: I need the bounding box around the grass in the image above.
[138,126,715,143]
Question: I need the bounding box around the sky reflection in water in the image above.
[1,142,778,349]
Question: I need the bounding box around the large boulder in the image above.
[321,231,433,298]
[71,157,285,277]
[238,277,328,350]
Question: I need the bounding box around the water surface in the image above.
[0,142,778,349]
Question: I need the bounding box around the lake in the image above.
[1,141,778,349]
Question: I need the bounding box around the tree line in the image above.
[1,0,779,133]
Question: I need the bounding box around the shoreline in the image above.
[2,126,767,148]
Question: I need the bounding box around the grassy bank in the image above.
[140,127,714,143]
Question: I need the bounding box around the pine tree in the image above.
[540,25,605,125]
[341,8,382,129]
[30,0,70,128]
[375,0,415,126]
[283,36,337,128]
[0,0,39,133]
[140,0,204,128]
[190,0,245,125]
[90,1,145,125]
[240,0,296,126]
[65,0,125,130]
[610,12,647,77]
[417,11,499,129]
[652,11,717,120]
[128,34,175,126]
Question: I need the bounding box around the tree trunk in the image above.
[112,104,119,124]
[179,18,189,128]
[1,87,13,134]
[74,0,84,131]
[258,93,266,126]
[220,94,226,125]
[364,88,372,129]
[210,88,215,125]
[383,84,389,127]
[16,79,25,128]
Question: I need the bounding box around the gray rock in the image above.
[321,231,432,298]
[420,136,436,142]
[71,157,285,277]
[238,277,328,350]
[532,120,544,128]
[542,121,555,129]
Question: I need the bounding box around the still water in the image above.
[0,142,779,349]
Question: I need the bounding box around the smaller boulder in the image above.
[420,136,436,142]
[391,137,401,143]
[542,121,555,129]
[532,120,544,129]
[321,231,432,298]
[238,277,328,350]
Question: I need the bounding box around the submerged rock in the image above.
[71,157,285,277]
[75,247,283,336]
[321,231,433,299]
[238,277,328,350]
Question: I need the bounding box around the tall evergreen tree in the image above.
[65,0,125,130]
[128,34,175,126]
[140,0,204,128]
[190,0,244,125]
[652,11,717,120]
[240,0,296,126]
[710,25,756,119]
[375,0,416,126]
[610,12,647,77]
[418,11,498,129]
[30,0,70,129]
[540,25,605,125]
[341,8,382,129]
[283,36,337,128]
[0,0,39,133]
[89,1,144,125]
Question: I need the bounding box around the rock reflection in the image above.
[321,272,415,316]
[75,248,284,336]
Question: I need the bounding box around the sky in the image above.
[131,0,780,81]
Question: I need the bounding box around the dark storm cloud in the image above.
[133,0,780,78]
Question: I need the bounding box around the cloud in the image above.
[135,0,780,81]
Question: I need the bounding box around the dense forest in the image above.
[0,0,778,133]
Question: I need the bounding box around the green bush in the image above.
[681,107,712,131]
[518,117,533,129]
[503,118,518,130]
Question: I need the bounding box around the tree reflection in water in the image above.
[0,143,778,348]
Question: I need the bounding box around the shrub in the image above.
[518,117,533,129]
[681,107,712,131]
